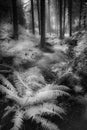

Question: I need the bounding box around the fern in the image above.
[13,71,30,97]
[25,88,69,106]
[33,116,59,130]
[25,103,65,119]
[0,71,69,130]
[11,110,24,130]
[2,106,15,119]
[18,67,46,94]
[0,74,16,93]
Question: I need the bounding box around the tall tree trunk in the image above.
[63,0,66,37]
[31,0,35,34]
[48,0,51,34]
[83,0,87,28]
[79,0,83,28]
[37,0,41,34]
[84,11,86,28]
[59,0,63,39]
[12,0,18,40]
[56,0,59,35]
[68,0,72,37]
[40,0,45,48]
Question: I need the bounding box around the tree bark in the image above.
[59,0,63,39]
[68,0,72,37]
[56,0,59,35]
[31,0,35,34]
[79,0,83,28]
[40,0,45,48]
[37,0,41,34]
[48,0,51,34]
[63,0,66,37]
[12,0,18,40]
[83,0,87,28]
[84,11,86,28]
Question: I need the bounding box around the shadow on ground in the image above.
[58,101,87,130]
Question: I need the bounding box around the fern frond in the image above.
[25,105,57,119]
[22,73,45,92]
[21,67,45,86]
[14,71,29,90]
[0,85,16,97]
[43,103,65,116]
[55,85,70,91]
[0,85,26,105]
[13,71,33,97]
[2,106,15,119]
[12,69,46,96]
[25,89,69,106]
[11,110,24,130]
[28,81,44,92]
[41,84,69,91]
[24,74,45,84]
[0,74,16,93]
[6,94,28,106]
[33,116,59,130]
[13,72,26,96]
[25,103,65,119]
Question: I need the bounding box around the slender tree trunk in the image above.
[83,1,86,28]
[48,0,51,34]
[37,0,41,34]
[84,11,86,28]
[59,0,63,39]
[12,0,18,40]
[31,0,35,34]
[79,0,83,28]
[68,0,72,37]
[63,0,66,37]
[56,0,59,35]
[40,0,45,48]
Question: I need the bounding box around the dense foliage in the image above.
[0,0,87,130]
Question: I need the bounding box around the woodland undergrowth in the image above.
[0,24,87,130]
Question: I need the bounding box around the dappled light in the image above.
[0,0,87,130]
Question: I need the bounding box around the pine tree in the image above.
[79,0,83,28]
[12,0,18,40]
[63,0,66,37]
[59,0,63,39]
[68,0,72,36]
[37,0,41,34]
[83,0,87,28]
[40,0,46,48]
[47,0,51,33]
[31,0,35,34]
[56,0,59,35]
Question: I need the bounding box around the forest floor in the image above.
[0,24,87,130]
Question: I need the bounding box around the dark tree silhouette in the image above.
[59,0,63,39]
[17,0,26,27]
[79,0,83,28]
[31,0,35,34]
[68,0,72,36]
[63,0,66,37]
[12,0,18,40]
[37,0,41,34]
[47,0,51,33]
[83,11,86,28]
[40,0,46,48]
[56,0,59,35]
[83,1,87,28]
